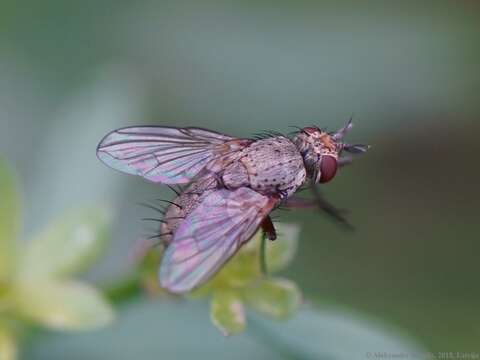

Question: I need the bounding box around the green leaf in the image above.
[191,224,300,296]
[13,280,114,331]
[243,278,301,319]
[0,327,17,360]
[265,223,299,272]
[18,207,112,280]
[210,291,246,336]
[24,300,425,360]
[0,159,20,280]
[248,305,425,360]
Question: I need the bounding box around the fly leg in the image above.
[310,185,353,229]
[209,171,227,189]
[283,187,353,230]
[260,215,277,240]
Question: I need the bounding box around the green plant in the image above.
[190,223,302,335]
[0,159,114,360]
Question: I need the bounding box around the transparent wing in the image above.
[97,126,248,184]
[160,187,277,293]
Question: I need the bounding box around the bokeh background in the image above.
[1,0,479,358]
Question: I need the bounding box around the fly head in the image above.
[293,119,369,184]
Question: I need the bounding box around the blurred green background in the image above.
[1,0,479,357]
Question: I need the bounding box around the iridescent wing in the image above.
[160,187,277,293]
[97,126,249,184]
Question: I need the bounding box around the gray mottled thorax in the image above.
[222,136,306,198]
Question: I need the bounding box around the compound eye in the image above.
[319,156,338,183]
[303,127,319,135]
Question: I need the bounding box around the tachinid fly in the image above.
[97,119,368,293]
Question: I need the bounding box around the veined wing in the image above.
[160,187,278,293]
[97,126,249,184]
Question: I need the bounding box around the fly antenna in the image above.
[332,116,354,141]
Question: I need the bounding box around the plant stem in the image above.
[102,273,142,305]
[260,231,268,275]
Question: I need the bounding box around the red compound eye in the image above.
[319,156,338,183]
[303,127,319,135]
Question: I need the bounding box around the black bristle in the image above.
[166,184,180,196]
[288,125,303,131]
[141,218,167,224]
[182,190,203,196]
[146,232,172,241]
[251,129,285,141]
[138,202,166,215]
[156,199,183,209]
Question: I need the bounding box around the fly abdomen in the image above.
[159,175,218,244]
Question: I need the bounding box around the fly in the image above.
[97,119,369,293]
